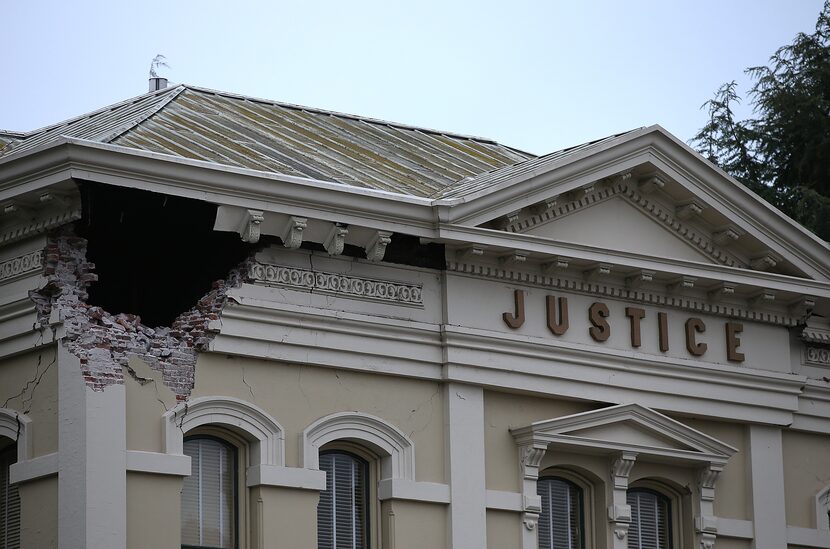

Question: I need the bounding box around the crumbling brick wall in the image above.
[30,225,250,399]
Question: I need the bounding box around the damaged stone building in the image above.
[0,80,829,549]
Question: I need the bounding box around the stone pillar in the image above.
[517,442,546,549]
[695,463,723,549]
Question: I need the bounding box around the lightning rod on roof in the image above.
[148,54,170,92]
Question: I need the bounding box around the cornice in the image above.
[439,225,830,301]
[446,260,801,326]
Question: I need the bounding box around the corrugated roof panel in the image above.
[1,84,539,198]
[432,131,638,199]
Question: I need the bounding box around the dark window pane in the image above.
[627,489,671,549]
[181,437,236,549]
[537,477,583,549]
[318,452,368,549]
[0,446,21,549]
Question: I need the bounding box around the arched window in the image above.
[317,450,369,549]
[0,443,20,549]
[627,489,672,549]
[181,436,238,549]
[537,476,583,549]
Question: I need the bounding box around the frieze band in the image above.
[248,262,423,307]
[0,250,43,283]
[806,346,830,367]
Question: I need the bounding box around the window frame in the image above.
[181,433,241,549]
[318,448,373,549]
[536,474,586,549]
[0,441,20,549]
[626,485,677,549]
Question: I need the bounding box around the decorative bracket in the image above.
[626,269,655,289]
[281,216,307,249]
[324,224,349,256]
[789,296,816,320]
[708,282,736,300]
[712,226,744,246]
[542,256,570,275]
[696,463,723,549]
[750,252,780,272]
[518,442,548,534]
[500,251,528,267]
[749,289,776,307]
[668,276,697,293]
[638,174,666,194]
[676,200,705,220]
[364,230,393,262]
[609,452,637,546]
[457,245,486,261]
[239,209,265,243]
[584,263,612,281]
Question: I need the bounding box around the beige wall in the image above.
[124,357,177,453]
[783,429,830,528]
[19,476,58,549]
[384,500,447,549]
[191,354,445,482]
[127,472,182,549]
[718,539,752,549]
[251,486,319,549]
[681,417,749,520]
[0,348,59,456]
[486,509,520,549]
[484,390,596,491]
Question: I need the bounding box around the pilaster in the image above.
[58,345,126,549]
[748,425,787,549]
[444,382,487,549]
[608,451,637,549]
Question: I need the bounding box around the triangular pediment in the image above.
[521,195,722,265]
[445,126,830,282]
[511,403,737,464]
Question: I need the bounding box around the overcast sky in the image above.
[2,0,825,154]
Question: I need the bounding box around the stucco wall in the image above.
[782,429,830,528]
[681,417,749,520]
[191,354,445,483]
[484,389,596,492]
[19,476,58,549]
[486,509,520,549]
[127,472,182,549]
[0,348,59,456]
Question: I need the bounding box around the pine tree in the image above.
[692,1,830,241]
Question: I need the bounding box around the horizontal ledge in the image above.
[787,526,830,548]
[717,517,754,539]
[246,464,326,491]
[9,452,58,484]
[127,451,191,476]
[485,489,523,511]
[377,479,450,504]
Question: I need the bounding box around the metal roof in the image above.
[0,85,534,198]
[432,130,640,199]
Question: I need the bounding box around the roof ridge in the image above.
[18,85,183,137]
[101,85,186,144]
[181,83,508,146]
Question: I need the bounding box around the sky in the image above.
[1,0,826,155]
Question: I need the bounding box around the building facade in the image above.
[0,83,829,549]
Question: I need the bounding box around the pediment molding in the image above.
[504,178,748,270]
[511,403,737,465]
